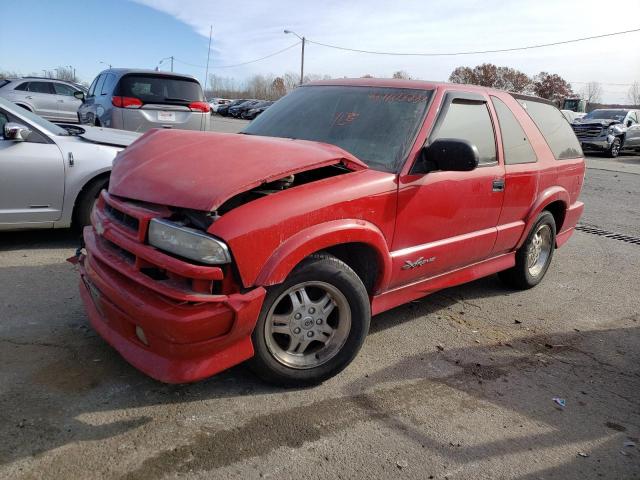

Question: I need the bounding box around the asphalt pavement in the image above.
[0,131,638,479]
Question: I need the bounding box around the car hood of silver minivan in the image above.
[74,125,141,147]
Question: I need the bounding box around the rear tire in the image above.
[498,211,556,290]
[248,253,370,387]
[74,178,108,229]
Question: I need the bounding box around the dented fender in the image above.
[254,219,393,290]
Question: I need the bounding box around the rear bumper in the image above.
[79,250,265,383]
[556,200,584,248]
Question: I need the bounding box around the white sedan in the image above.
[0,97,140,230]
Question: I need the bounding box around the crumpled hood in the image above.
[78,126,141,147]
[108,129,367,211]
[574,119,621,128]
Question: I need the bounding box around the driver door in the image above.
[389,92,505,288]
[0,109,65,225]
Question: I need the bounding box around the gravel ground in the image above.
[0,146,638,479]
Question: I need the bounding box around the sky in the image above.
[1,0,639,103]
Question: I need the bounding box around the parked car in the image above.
[77,69,210,132]
[242,101,274,120]
[0,97,139,230]
[75,79,585,387]
[572,109,640,157]
[0,77,85,123]
[561,109,582,124]
[228,100,260,118]
[217,99,249,117]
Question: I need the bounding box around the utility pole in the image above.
[204,25,212,98]
[300,37,305,85]
[170,56,174,72]
[284,30,305,85]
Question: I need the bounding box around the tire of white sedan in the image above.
[248,253,371,387]
[74,178,108,229]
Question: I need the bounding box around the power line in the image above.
[305,27,640,56]
[174,41,301,70]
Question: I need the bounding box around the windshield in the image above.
[243,85,432,172]
[117,74,203,104]
[0,97,67,136]
[583,109,628,121]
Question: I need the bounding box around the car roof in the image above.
[97,68,200,82]
[304,78,554,105]
[8,77,76,84]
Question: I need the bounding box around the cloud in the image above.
[134,0,640,102]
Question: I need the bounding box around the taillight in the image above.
[112,96,142,108]
[189,101,211,113]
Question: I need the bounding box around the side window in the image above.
[491,96,537,165]
[53,83,76,96]
[517,99,582,160]
[28,82,54,94]
[95,75,107,96]
[433,99,496,165]
[87,76,99,97]
[14,82,29,91]
[101,74,116,95]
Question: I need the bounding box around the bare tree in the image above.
[581,81,602,103]
[55,66,76,82]
[271,77,286,99]
[627,81,640,106]
[283,72,299,91]
[392,70,410,80]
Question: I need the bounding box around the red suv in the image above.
[76,79,585,386]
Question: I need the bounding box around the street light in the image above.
[284,29,305,85]
[156,56,174,72]
[99,61,112,69]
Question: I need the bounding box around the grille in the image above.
[104,203,139,232]
[572,124,603,138]
[576,224,640,246]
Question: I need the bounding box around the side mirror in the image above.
[627,120,633,127]
[417,138,480,173]
[74,91,85,102]
[4,122,31,142]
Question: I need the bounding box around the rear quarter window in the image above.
[516,98,582,160]
[491,96,537,165]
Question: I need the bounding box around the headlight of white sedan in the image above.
[148,218,231,264]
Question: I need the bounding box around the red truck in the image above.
[76,79,585,386]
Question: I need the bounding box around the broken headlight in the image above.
[148,218,231,264]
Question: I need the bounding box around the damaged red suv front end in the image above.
[76,127,369,383]
[78,190,266,383]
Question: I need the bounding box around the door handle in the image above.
[25,96,33,99]
[58,99,64,103]
[492,179,505,192]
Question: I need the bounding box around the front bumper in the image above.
[577,135,614,151]
[76,192,265,383]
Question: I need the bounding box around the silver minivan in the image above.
[77,69,211,132]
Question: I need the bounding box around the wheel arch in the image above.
[14,103,33,112]
[71,171,110,224]
[516,187,569,249]
[253,220,392,294]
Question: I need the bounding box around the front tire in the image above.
[606,137,621,158]
[248,253,370,387]
[499,211,556,289]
